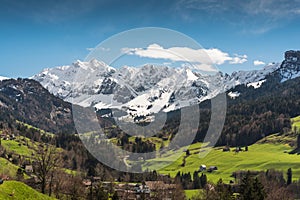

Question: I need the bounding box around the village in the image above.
[0,132,185,199]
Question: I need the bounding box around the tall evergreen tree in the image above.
[240,171,253,200]
[252,178,265,200]
[240,171,265,200]
[215,179,233,200]
[200,173,207,188]
[287,168,292,185]
[193,171,200,189]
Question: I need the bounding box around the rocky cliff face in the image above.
[276,50,300,81]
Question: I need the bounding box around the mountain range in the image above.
[0,50,299,144]
[32,50,300,121]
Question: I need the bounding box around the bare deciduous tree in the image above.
[33,144,61,194]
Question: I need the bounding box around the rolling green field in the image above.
[0,181,56,200]
[143,116,300,184]
[145,142,299,183]
[1,138,34,157]
[0,158,19,178]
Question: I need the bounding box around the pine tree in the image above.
[252,178,265,200]
[215,179,233,200]
[200,173,207,188]
[240,171,253,200]
[193,171,200,189]
[287,168,292,185]
[240,172,265,200]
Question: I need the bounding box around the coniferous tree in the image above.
[215,179,233,200]
[200,173,207,188]
[240,171,265,200]
[240,171,253,200]
[252,178,265,200]
[193,171,200,189]
[287,168,292,185]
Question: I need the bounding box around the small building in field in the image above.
[200,165,207,171]
[207,166,218,173]
[25,165,33,174]
[223,146,230,152]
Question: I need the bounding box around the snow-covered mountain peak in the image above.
[33,51,300,121]
[73,59,116,73]
[0,76,9,81]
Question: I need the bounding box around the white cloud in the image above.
[86,48,95,51]
[229,54,248,64]
[87,47,110,52]
[253,60,266,66]
[121,44,247,72]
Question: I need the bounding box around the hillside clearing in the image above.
[144,142,300,183]
[0,181,56,200]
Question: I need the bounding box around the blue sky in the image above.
[0,0,300,77]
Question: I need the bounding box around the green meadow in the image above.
[0,181,56,200]
[143,116,300,184]
[1,138,34,157]
[0,158,20,178]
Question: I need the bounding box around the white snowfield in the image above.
[0,76,9,81]
[32,59,284,119]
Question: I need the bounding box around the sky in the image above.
[0,0,300,78]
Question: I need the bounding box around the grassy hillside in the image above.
[292,115,300,131]
[143,117,300,183]
[1,138,34,157]
[0,158,19,178]
[144,142,300,183]
[0,181,56,200]
[16,121,54,137]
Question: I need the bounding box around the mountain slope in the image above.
[0,78,75,134]
[0,181,56,200]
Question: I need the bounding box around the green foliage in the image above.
[240,172,265,200]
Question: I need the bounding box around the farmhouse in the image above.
[200,164,207,171]
[207,166,218,173]
[25,165,33,174]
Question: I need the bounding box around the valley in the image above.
[0,50,300,199]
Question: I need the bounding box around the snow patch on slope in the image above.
[228,91,240,99]
[0,76,9,81]
[247,79,266,89]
